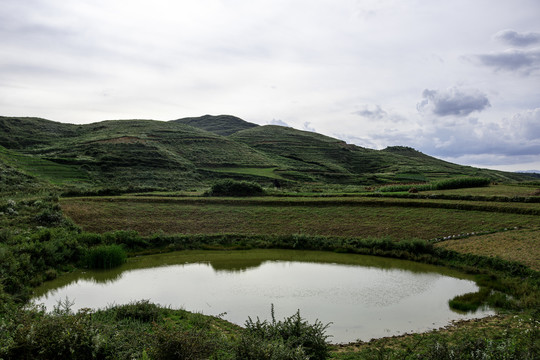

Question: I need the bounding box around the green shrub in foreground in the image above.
[83,244,127,269]
[241,306,331,360]
[149,320,222,360]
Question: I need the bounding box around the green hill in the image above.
[230,126,525,183]
[172,114,259,136]
[0,115,533,190]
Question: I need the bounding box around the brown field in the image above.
[428,184,540,197]
[60,196,539,241]
[435,227,540,271]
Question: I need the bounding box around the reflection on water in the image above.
[32,250,494,343]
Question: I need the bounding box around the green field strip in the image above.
[0,147,90,185]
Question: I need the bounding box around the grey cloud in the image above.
[350,108,540,166]
[417,88,491,117]
[417,110,540,158]
[354,105,387,120]
[494,29,540,47]
[475,48,540,74]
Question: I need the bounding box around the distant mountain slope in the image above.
[0,116,79,149]
[230,125,382,182]
[381,146,529,182]
[0,115,533,189]
[229,126,524,183]
[0,117,275,188]
[172,114,259,136]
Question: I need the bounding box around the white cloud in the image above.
[1,0,540,171]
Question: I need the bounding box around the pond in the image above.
[32,250,495,343]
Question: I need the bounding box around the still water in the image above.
[32,250,494,343]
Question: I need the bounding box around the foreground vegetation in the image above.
[1,126,539,360]
[1,180,539,358]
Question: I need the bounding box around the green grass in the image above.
[331,313,539,359]
[0,146,90,185]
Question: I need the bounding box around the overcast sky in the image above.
[1,0,539,171]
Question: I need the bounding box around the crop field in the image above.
[60,196,539,240]
[435,228,540,271]
[426,184,540,197]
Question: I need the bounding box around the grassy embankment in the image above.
[1,183,539,359]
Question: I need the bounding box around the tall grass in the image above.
[435,177,491,190]
[83,244,126,269]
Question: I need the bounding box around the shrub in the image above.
[34,209,63,226]
[76,232,103,246]
[235,335,309,360]
[83,244,127,269]
[104,230,148,249]
[242,306,331,360]
[148,320,221,360]
[379,183,432,192]
[206,179,265,197]
[114,300,161,322]
[1,304,106,360]
[434,177,491,190]
[448,288,491,312]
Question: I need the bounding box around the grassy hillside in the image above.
[0,117,277,189]
[382,146,527,182]
[230,126,526,184]
[0,115,534,190]
[172,114,259,136]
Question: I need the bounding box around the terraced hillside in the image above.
[0,115,533,190]
[172,114,258,136]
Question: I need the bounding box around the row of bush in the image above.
[205,179,265,197]
[367,192,540,203]
[379,177,491,192]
